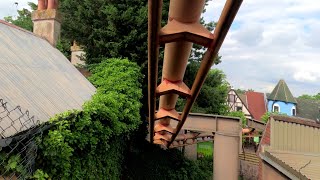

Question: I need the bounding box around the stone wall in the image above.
[240,160,259,180]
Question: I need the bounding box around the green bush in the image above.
[227,111,247,126]
[34,58,142,179]
[261,111,287,123]
[31,58,212,179]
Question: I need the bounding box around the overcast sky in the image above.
[203,0,320,96]
[0,0,319,96]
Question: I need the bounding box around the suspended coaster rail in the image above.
[148,0,243,148]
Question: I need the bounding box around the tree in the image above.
[176,61,229,114]
[298,93,320,100]
[261,111,287,123]
[58,0,221,119]
[4,2,37,31]
[4,2,71,59]
[59,0,216,65]
[235,88,254,94]
[227,111,246,126]
[59,0,151,65]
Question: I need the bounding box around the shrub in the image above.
[34,58,142,179]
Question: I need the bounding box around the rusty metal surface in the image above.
[159,20,213,47]
[167,0,243,147]
[148,0,243,148]
[0,21,95,137]
[148,0,163,143]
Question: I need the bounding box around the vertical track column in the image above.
[157,0,205,135]
[214,132,240,180]
[213,119,241,180]
[148,0,163,142]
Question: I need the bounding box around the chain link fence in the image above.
[0,99,45,179]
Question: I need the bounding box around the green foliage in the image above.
[3,2,72,58]
[260,111,287,123]
[59,0,150,65]
[34,58,142,179]
[261,112,271,123]
[56,39,72,60]
[197,141,213,158]
[298,93,320,100]
[227,111,247,126]
[0,153,27,177]
[176,62,229,114]
[60,0,216,65]
[4,2,36,31]
[32,169,49,180]
[235,88,255,94]
[123,141,213,180]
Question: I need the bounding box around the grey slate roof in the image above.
[296,98,320,121]
[268,79,297,104]
[0,20,96,138]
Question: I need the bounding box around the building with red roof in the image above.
[246,91,267,120]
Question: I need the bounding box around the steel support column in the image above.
[214,132,240,180]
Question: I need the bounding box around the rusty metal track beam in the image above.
[154,132,214,148]
[167,0,243,147]
[148,0,163,143]
[159,20,213,47]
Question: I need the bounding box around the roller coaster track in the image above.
[148,0,243,148]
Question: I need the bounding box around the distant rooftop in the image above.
[268,79,297,104]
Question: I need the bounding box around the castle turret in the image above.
[267,79,297,116]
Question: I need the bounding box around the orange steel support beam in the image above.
[154,132,214,148]
[148,0,242,148]
[167,0,243,147]
[148,0,162,143]
[158,0,205,146]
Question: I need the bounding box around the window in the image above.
[273,104,280,113]
[228,94,236,103]
[292,107,296,116]
[236,106,243,111]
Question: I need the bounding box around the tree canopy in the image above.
[298,93,320,100]
[4,2,36,31]
[176,61,229,114]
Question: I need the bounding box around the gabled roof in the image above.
[227,89,252,117]
[246,91,266,120]
[268,79,297,104]
[0,20,96,138]
[237,93,247,107]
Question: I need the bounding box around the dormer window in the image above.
[273,104,280,113]
[292,106,296,116]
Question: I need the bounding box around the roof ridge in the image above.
[0,20,43,39]
[283,81,289,102]
[274,80,281,101]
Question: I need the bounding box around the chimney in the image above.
[71,41,86,65]
[31,0,61,47]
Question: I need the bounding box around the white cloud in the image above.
[0,0,37,19]
[0,0,319,96]
[294,71,318,82]
[204,0,320,96]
